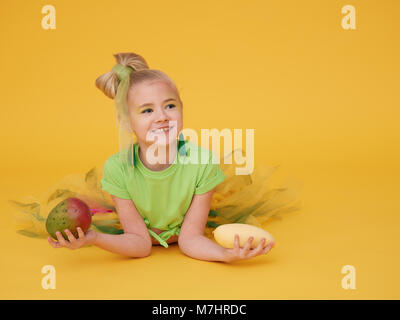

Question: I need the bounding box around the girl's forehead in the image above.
[129,80,179,106]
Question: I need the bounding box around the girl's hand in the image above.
[48,228,97,250]
[223,234,274,263]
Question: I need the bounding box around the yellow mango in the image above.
[212,223,274,249]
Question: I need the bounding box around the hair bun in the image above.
[95,52,149,99]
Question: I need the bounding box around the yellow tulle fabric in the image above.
[203,149,302,240]
[9,149,302,241]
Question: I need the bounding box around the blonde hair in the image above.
[95,52,182,105]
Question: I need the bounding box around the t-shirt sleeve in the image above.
[194,151,226,195]
[100,156,131,199]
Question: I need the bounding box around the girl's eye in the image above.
[141,104,176,114]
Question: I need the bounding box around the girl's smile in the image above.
[150,124,175,134]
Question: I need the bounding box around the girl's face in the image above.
[127,80,183,147]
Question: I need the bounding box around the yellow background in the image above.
[1,0,399,299]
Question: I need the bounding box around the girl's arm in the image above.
[91,195,153,258]
[178,189,230,262]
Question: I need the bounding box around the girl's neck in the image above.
[137,141,177,171]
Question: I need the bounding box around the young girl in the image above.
[11,52,300,263]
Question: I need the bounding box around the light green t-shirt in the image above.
[100,141,226,247]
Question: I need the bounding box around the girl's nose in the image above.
[155,107,169,121]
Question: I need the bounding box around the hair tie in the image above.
[111,63,134,81]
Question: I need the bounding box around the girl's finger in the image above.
[56,231,70,248]
[239,236,253,259]
[249,238,266,257]
[243,237,253,253]
[65,229,77,244]
[259,238,267,249]
[48,237,61,248]
[77,227,85,240]
[262,242,274,254]
[234,234,240,254]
